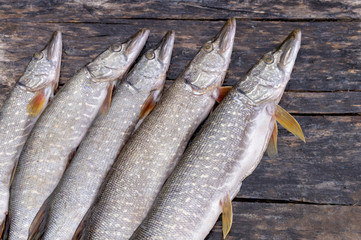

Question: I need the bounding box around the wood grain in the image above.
[206,202,361,240]
[0,2,360,239]
[0,0,360,22]
[0,20,359,100]
[238,116,361,206]
[280,92,361,114]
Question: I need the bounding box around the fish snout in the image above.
[156,30,175,64]
[45,31,62,63]
[278,29,301,73]
[125,28,150,56]
[213,18,236,54]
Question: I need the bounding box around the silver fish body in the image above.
[82,18,236,240]
[130,30,302,240]
[35,31,174,240]
[7,29,149,240]
[0,31,62,227]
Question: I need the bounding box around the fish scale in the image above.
[30,30,176,240]
[0,31,62,230]
[6,28,149,240]
[130,29,302,240]
[132,96,256,239]
[82,18,236,240]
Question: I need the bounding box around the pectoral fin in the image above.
[100,84,114,115]
[139,91,158,121]
[222,194,233,240]
[215,86,232,103]
[267,122,278,159]
[275,105,305,142]
[28,197,51,240]
[27,90,47,117]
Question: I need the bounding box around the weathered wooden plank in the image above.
[206,202,361,240]
[0,0,360,22]
[6,78,359,114]
[0,20,359,99]
[164,82,361,114]
[237,116,361,206]
[280,91,361,114]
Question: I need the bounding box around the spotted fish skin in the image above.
[6,29,149,240]
[82,18,236,240]
[130,30,302,240]
[0,31,62,227]
[35,31,174,240]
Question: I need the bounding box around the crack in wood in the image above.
[234,197,360,206]
[1,18,360,24]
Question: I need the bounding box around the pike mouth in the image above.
[277,29,301,72]
[157,30,175,63]
[213,18,236,53]
[125,28,150,55]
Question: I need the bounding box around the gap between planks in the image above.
[233,197,360,207]
[3,18,360,24]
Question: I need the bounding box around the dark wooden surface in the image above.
[0,1,360,239]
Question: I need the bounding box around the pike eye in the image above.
[204,42,213,52]
[263,54,274,64]
[111,43,122,52]
[33,51,43,60]
[146,50,155,60]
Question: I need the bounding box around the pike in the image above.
[28,31,174,240]
[0,31,62,234]
[130,29,304,240]
[81,18,236,240]
[6,28,149,240]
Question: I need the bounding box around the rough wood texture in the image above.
[0,20,360,99]
[206,202,361,240]
[238,116,361,206]
[280,92,361,114]
[0,0,360,21]
[0,1,360,239]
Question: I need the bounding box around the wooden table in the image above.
[0,1,360,239]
